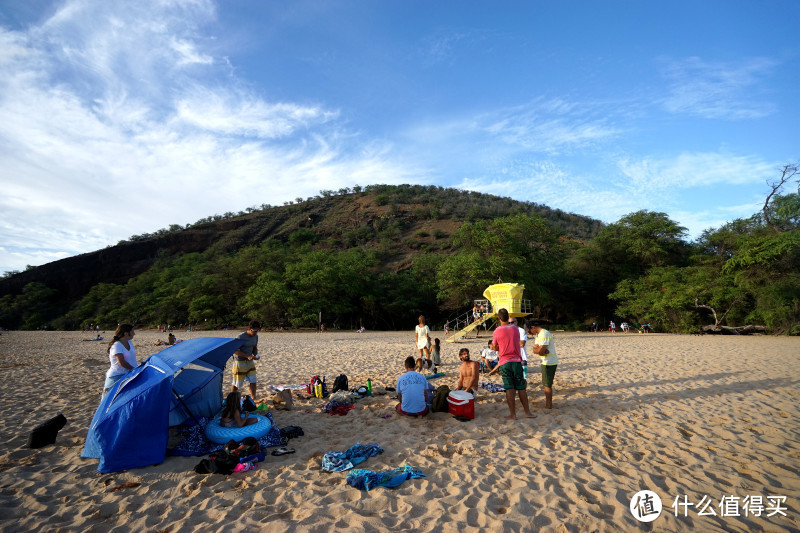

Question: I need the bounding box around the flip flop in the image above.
[271,447,296,456]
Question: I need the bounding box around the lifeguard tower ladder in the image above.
[445,283,532,343]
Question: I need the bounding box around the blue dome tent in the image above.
[82,337,241,473]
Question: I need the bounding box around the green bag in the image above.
[432,385,451,413]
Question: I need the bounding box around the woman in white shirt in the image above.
[414,315,431,368]
[104,324,138,394]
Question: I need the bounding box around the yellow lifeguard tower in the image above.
[445,283,531,343]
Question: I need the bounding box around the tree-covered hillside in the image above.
[1,174,798,335]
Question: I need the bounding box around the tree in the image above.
[568,210,690,318]
[436,214,565,310]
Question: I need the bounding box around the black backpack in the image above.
[432,385,451,413]
[332,374,348,393]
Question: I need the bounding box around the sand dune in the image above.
[0,329,798,532]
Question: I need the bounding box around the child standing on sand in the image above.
[431,338,442,366]
[220,391,258,428]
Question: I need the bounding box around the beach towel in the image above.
[321,443,383,472]
[269,384,308,392]
[346,464,426,491]
[480,382,505,393]
[324,401,356,416]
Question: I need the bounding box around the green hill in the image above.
[0,185,602,330]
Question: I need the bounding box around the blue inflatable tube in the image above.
[204,414,272,444]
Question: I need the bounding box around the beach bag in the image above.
[432,385,451,413]
[241,396,257,412]
[225,437,261,458]
[332,374,349,393]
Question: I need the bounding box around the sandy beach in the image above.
[0,329,798,532]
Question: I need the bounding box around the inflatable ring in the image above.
[204,414,272,444]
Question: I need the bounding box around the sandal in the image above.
[271,447,296,456]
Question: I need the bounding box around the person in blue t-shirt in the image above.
[396,356,434,417]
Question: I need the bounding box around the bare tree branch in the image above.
[763,164,798,229]
[717,295,744,324]
[695,298,719,326]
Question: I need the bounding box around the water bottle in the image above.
[366,379,372,396]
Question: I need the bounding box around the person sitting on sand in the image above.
[155,332,178,346]
[397,356,434,417]
[490,308,534,420]
[456,348,480,397]
[220,391,258,428]
[480,340,499,373]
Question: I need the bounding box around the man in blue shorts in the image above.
[491,308,534,420]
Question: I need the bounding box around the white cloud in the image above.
[173,86,338,138]
[0,1,418,273]
[617,152,776,190]
[405,97,619,164]
[457,151,777,239]
[660,56,777,119]
[170,38,214,66]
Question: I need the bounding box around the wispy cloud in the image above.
[420,28,492,65]
[660,56,777,119]
[458,151,777,239]
[0,0,417,272]
[617,152,776,190]
[174,86,338,138]
[406,97,619,161]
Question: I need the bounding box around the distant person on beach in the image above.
[155,332,177,346]
[220,391,258,427]
[472,305,481,337]
[527,321,558,409]
[609,321,616,333]
[415,315,431,365]
[103,324,137,395]
[456,348,480,397]
[444,321,449,337]
[490,308,534,420]
[231,320,260,398]
[397,356,434,417]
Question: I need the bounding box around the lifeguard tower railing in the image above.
[445,283,533,343]
[489,297,532,316]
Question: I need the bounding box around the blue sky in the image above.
[1,0,798,274]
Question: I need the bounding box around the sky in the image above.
[1,0,798,274]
